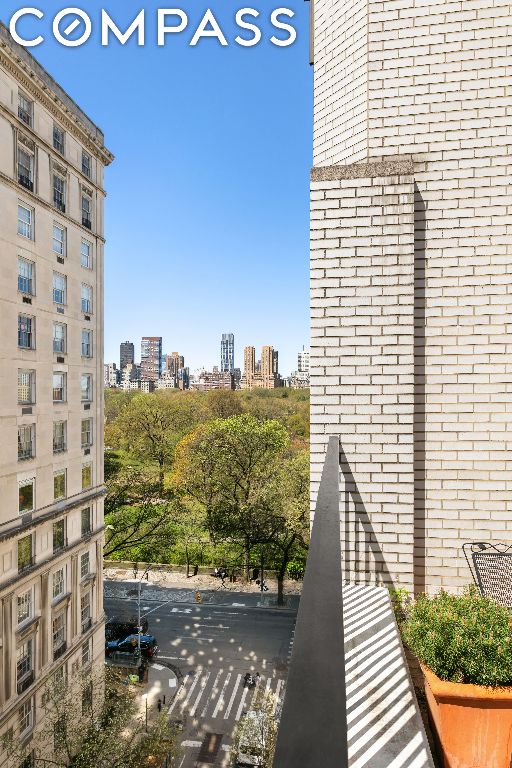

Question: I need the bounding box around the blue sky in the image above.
[3,2,311,375]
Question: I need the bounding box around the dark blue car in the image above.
[105,633,158,659]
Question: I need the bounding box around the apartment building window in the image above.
[81,330,93,358]
[81,150,91,178]
[53,175,66,213]
[52,568,65,600]
[81,419,92,449]
[19,698,34,737]
[53,520,65,552]
[18,480,34,514]
[18,425,35,461]
[53,664,66,688]
[81,591,91,633]
[18,92,33,127]
[18,535,33,571]
[81,374,92,402]
[18,145,34,191]
[81,193,92,229]
[53,372,66,402]
[82,464,92,490]
[53,470,66,501]
[17,589,32,624]
[81,639,91,666]
[52,224,66,256]
[52,613,66,659]
[18,371,35,405]
[18,315,34,349]
[53,125,65,155]
[80,239,92,269]
[18,204,33,239]
[81,284,92,314]
[53,323,66,354]
[17,639,34,693]
[52,273,66,305]
[80,552,90,579]
[18,258,35,295]
[81,507,91,536]
[53,421,66,454]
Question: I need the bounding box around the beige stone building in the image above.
[310,0,512,593]
[241,345,282,389]
[0,24,112,762]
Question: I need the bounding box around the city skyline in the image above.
[0,1,311,379]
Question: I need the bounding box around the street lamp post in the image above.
[142,693,148,732]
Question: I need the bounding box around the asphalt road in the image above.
[104,590,297,767]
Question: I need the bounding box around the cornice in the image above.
[0,45,114,167]
[311,157,415,182]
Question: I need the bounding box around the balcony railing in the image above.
[17,670,34,695]
[81,617,92,634]
[18,174,33,191]
[53,641,67,661]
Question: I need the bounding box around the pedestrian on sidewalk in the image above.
[157,698,162,713]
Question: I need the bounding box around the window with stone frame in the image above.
[52,567,65,600]
[19,698,33,736]
[81,374,92,402]
[52,224,66,256]
[53,372,66,402]
[17,588,32,624]
[53,470,66,501]
[81,507,91,536]
[53,421,66,454]
[80,591,91,633]
[16,638,33,688]
[18,479,34,514]
[81,329,93,357]
[18,314,34,349]
[18,370,35,405]
[80,551,90,579]
[82,464,92,490]
[81,419,92,448]
[18,424,35,461]
[18,257,35,295]
[52,612,66,655]
[52,519,65,552]
[18,92,33,126]
[17,203,33,239]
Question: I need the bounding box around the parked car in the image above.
[105,617,148,642]
[105,634,158,660]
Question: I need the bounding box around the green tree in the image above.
[2,668,177,768]
[104,467,175,560]
[173,414,289,580]
[229,691,278,768]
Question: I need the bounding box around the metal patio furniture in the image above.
[463,542,512,610]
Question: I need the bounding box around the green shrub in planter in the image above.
[403,587,512,687]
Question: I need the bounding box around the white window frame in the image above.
[52,273,66,306]
[53,372,66,403]
[80,239,92,269]
[52,612,66,652]
[16,638,33,685]
[52,567,65,600]
[18,314,35,349]
[18,92,33,126]
[19,698,34,736]
[18,370,35,405]
[81,419,92,449]
[81,329,93,358]
[18,424,35,461]
[81,284,92,314]
[53,124,65,155]
[53,470,66,501]
[18,479,35,515]
[53,420,66,454]
[52,224,66,256]
[17,203,33,239]
[80,374,92,402]
[80,591,91,632]
[53,174,66,212]
[17,588,33,625]
[82,463,92,490]
[17,257,35,296]
[53,323,66,354]
[81,639,91,666]
[80,552,90,579]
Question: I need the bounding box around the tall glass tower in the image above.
[221,333,235,372]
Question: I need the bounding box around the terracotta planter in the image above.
[422,664,512,768]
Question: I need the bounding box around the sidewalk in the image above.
[104,568,301,611]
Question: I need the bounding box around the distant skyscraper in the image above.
[244,346,256,384]
[242,345,281,389]
[221,333,235,372]
[120,340,134,371]
[298,347,310,374]
[141,337,162,381]
[166,351,185,377]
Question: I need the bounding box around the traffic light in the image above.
[195,591,201,603]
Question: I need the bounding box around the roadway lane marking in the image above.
[171,608,192,614]
[231,603,246,607]
[201,669,223,718]
[223,674,242,719]
[265,677,272,694]
[181,670,203,713]
[235,685,250,721]
[182,740,202,748]
[190,671,211,716]
[169,678,177,687]
[212,672,232,718]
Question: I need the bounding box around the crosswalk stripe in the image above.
[190,671,211,717]
[265,677,272,694]
[167,669,200,716]
[201,669,223,718]
[173,669,202,715]
[224,674,242,719]
[274,679,284,712]
[212,672,232,718]
[235,684,250,721]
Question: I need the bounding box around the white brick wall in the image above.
[311,0,512,592]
